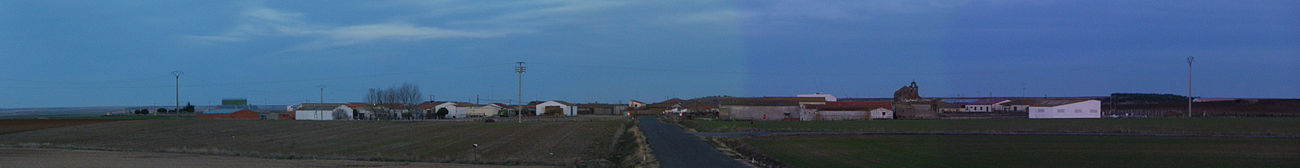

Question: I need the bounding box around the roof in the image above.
[206,108,252,114]
[1026,99,1096,107]
[296,105,338,111]
[544,101,574,106]
[967,99,1011,105]
[629,100,644,104]
[804,101,892,111]
[720,98,799,106]
[761,97,827,102]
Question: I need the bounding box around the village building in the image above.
[628,100,646,109]
[294,103,351,120]
[533,101,577,116]
[801,101,894,120]
[892,82,939,119]
[198,109,259,120]
[576,103,626,115]
[963,99,1012,112]
[434,102,477,119]
[1028,99,1102,119]
[719,98,801,121]
[467,103,505,117]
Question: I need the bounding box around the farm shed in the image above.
[434,102,477,119]
[1029,99,1102,119]
[199,109,259,120]
[467,104,504,117]
[295,104,351,120]
[534,101,577,116]
[718,98,800,121]
[801,101,894,121]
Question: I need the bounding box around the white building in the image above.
[629,100,646,109]
[467,104,504,117]
[1028,100,1101,119]
[534,101,577,116]
[963,99,1011,112]
[796,93,837,102]
[434,102,475,119]
[295,104,352,120]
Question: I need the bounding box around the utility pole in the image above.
[172,71,183,115]
[516,62,526,123]
[317,85,325,105]
[1186,56,1195,117]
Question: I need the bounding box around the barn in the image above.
[801,101,894,120]
[199,109,259,120]
[534,101,577,116]
[1028,99,1102,119]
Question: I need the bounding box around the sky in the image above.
[1,0,1297,108]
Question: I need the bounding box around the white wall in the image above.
[295,105,351,120]
[435,103,470,119]
[870,108,894,119]
[534,101,576,116]
[1028,100,1101,119]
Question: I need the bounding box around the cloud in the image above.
[295,23,526,50]
[187,7,524,51]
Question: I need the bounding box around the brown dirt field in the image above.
[0,119,126,135]
[0,117,629,166]
[0,147,555,168]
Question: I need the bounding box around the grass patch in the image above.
[683,118,1300,136]
[740,134,1300,168]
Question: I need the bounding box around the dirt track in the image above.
[0,147,555,168]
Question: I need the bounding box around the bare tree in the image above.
[364,83,424,120]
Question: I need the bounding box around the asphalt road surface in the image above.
[638,116,748,168]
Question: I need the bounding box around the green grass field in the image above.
[739,135,1300,168]
[0,117,631,166]
[684,118,1300,135]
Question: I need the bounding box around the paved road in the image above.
[695,131,1300,138]
[638,117,748,168]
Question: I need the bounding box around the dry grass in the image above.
[0,117,629,166]
[0,119,126,135]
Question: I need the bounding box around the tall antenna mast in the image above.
[516,62,526,123]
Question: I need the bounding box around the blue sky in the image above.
[1,0,1296,108]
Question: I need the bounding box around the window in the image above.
[1037,109,1045,112]
[1057,109,1065,113]
[1090,109,1098,113]
[1075,109,1082,113]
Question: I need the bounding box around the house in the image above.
[719,98,800,121]
[801,101,893,120]
[963,99,1011,112]
[467,104,505,117]
[1028,99,1102,119]
[576,103,625,115]
[199,109,259,120]
[534,101,577,116]
[629,100,646,109]
[796,93,838,102]
[295,103,351,120]
[346,103,374,119]
[1002,100,1033,112]
[434,102,476,119]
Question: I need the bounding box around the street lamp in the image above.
[1186,56,1194,117]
